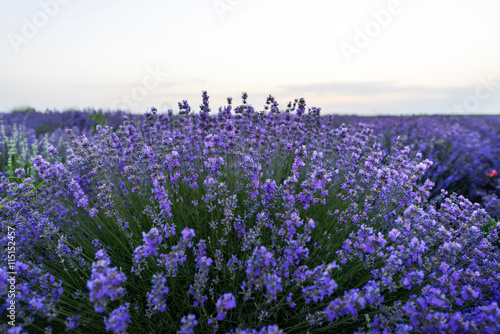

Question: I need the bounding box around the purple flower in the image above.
[246,246,276,283]
[401,270,425,289]
[286,292,296,308]
[87,250,127,313]
[65,315,81,330]
[264,273,283,302]
[146,274,169,317]
[388,228,401,241]
[178,314,198,334]
[142,227,163,256]
[181,227,195,241]
[216,293,237,321]
[188,256,212,307]
[180,227,196,248]
[104,303,131,334]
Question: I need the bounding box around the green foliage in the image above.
[89,112,109,133]
[9,106,34,114]
[482,219,500,248]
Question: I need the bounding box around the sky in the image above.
[1,0,500,115]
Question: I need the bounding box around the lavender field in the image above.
[1,93,499,333]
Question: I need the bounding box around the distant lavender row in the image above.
[338,115,500,218]
[0,110,143,176]
[1,93,499,333]
[0,109,141,135]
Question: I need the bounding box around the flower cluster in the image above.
[146,274,169,317]
[104,303,131,334]
[87,250,127,313]
[215,293,237,321]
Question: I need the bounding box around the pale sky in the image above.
[1,0,499,115]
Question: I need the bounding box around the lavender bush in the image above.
[1,93,499,333]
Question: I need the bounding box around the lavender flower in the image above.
[146,274,169,317]
[87,250,127,313]
[104,303,131,334]
[215,293,237,321]
[65,315,81,330]
[178,314,198,334]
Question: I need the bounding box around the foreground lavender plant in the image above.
[0,93,499,333]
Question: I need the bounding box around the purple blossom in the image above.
[178,314,198,334]
[146,274,169,317]
[87,250,127,313]
[401,270,425,289]
[215,293,237,321]
[104,303,131,334]
[264,273,283,302]
[65,315,81,330]
[188,256,212,307]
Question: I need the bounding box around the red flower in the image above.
[486,169,498,178]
